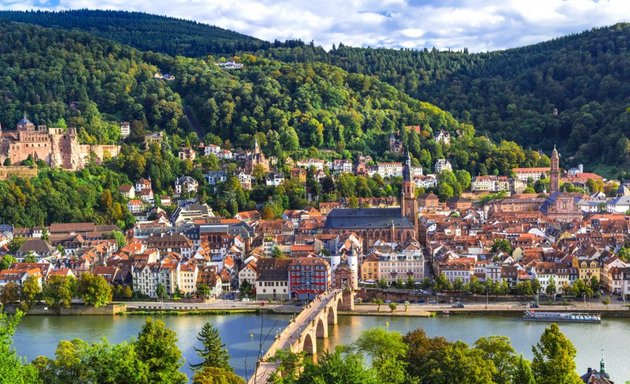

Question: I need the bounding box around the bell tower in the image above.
[401,152,418,236]
[550,145,560,193]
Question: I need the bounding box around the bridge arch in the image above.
[302,332,316,355]
[315,316,328,338]
[336,294,344,312]
[327,305,337,325]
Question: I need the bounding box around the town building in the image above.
[178,147,196,161]
[244,138,269,173]
[144,132,164,148]
[434,130,451,144]
[256,258,291,301]
[120,122,130,138]
[471,176,511,192]
[174,176,199,196]
[289,256,331,300]
[434,159,452,173]
[512,167,550,182]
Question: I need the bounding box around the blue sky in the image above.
[0,0,628,51]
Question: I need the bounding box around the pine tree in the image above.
[190,322,231,371]
[513,355,535,384]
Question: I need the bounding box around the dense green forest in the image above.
[3,10,628,172]
[261,24,630,172]
[0,21,542,175]
[0,22,189,143]
[0,9,296,56]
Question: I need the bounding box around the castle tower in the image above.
[401,151,418,236]
[16,113,35,132]
[550,145,560,193]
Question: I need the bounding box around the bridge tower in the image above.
[340,288,355,311]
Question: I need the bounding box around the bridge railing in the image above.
[261,289,340,360]
[249,289,342,384]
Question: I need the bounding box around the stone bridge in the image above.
[248,288,354,384]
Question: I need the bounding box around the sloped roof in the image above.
[324,208,414,230]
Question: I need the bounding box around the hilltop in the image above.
[0,9,296,56]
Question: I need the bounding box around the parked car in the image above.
[452,303,465,308]
[384,299,392,303]
[418,299,426,304]
[428,299,437,304]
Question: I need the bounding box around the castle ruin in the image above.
[0,116,120,171]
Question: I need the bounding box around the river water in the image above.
[13,313,630,381]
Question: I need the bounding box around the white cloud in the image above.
[0,0,628,51]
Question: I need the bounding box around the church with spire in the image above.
[244,137,269,173]
[540,146,584,222]
[324,151,419,248]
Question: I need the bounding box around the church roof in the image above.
[324,208,414,230]
[18,116,32,125]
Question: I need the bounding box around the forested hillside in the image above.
[0,9,298,56]
[5,12,628,172]
[0,22,188,144]
[0,21,551,226]
[1,21,542,177]
[262,24,630,172]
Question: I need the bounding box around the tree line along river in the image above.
[13,313,630,382]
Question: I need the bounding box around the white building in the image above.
[120,122,130,138]
[204,144,221,156]
[606,196,630,214]
[376,162,403,178]
[440,258,475,284]
[177,263,199,295]
[296,158,326,171]
[434,159,452,174]
[205,171,228,185]
[238,262,258,287]
[132,262,176,298]
[471,176,510,192]
[369,241,424,285]
[512,167,550,182]
[434,129,451,144]
[331,159,353,174]
[175,176,199,196]
[238,172,252,190]
[265,172,285,187]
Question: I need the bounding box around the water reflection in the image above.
[14,314,630,382]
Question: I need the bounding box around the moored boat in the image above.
[523,310,601,323]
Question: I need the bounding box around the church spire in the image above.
[403,150,412,182]
[550,145,560,193]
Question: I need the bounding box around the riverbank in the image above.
[122,308,261,316]
[342,302,630,318]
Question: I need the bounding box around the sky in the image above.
[0,0,628,52]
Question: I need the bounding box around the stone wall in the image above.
[0,166,38,180]
[5,303,127,315]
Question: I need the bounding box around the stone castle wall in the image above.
[1,126,120,171]
[0,166,38,180]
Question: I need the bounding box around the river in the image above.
[13,313,630,381]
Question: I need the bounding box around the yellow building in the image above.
[573,256,601,282]
[360,254,379,282]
